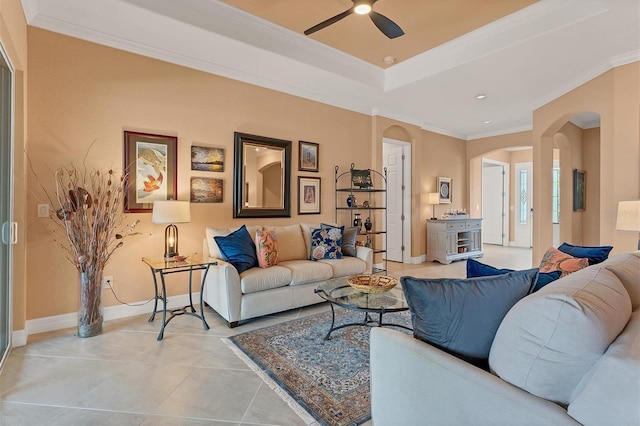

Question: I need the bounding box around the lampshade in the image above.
[428,192,440,205]
[616,200,640,231]
[152,200,191,224]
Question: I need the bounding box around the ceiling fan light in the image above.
[354,3,372,15]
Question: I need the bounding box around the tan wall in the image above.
[533,62,639,261]
[582,127,601,245]
[1,0,28,333]
[26,28,376,320]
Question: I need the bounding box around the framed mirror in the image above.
[233,132,292,218]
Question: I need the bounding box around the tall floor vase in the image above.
[78,270,103,338]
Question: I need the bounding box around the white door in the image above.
[514,162,533,248]
[482,162,506,245]
[383,140,410,263]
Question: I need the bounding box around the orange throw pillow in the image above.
[539,246,589,277]
[255,228,278,268]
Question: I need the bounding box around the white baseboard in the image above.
[407,254,426,264]
[23,293,197,339]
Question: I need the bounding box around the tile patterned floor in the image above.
[0,245,530,425]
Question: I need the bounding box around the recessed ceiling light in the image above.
[482,119,493,124]
[354,2,372,14]
[476,94,488,100]
[383,56,396,65]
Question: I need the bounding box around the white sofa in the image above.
[371,251,640,425]
[202,223,372,327]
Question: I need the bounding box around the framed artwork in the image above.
[298,176,321,214]
[124,131,177,213]
[351,169,372,188]
[190,177,223,203]
[573,169,586,211]
[298,141,319,172]
[191,145,225,172]
[437,177,452,204]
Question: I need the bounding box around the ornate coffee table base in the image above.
[323,301,412,340]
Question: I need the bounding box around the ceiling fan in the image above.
[304,0,404,39]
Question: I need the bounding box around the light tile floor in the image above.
[0,245,531,426]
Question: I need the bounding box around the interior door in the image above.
[514,162,533,248]
[0,45,13,372]
[482,162,505,245]
[384,143,404,262]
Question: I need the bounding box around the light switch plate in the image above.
[37,204,49,218]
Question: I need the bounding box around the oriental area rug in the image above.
[225,309,412,426]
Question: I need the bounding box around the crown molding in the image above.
[466,124,533,141]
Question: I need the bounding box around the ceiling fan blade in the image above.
[369,10,404,39]
[304,9,354,36]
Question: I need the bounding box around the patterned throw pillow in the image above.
[310,226,344,260]
[255,228,278,268]
[539,246,589,277]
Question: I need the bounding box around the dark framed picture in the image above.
[191,145,225,172]
[190,177,223,203]
[573,169,586,211]
[351,169,372,188]
[124,131,177,213]
[437,177,452,204]
[299,141,319,172]
[298,176,321,214]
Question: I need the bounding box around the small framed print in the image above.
[190,177,223,203]
[124,131,177,213]
[191,145,225,172]
[573,169,586,211]
[437,177,452,204]
[351,169,372,188]
[298,176,321,214]
[298,141,319,172]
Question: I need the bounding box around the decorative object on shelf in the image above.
[437,176,452,204]
[428,192,440,219]
[362,200,370,208]
[298,140,319,172]
[347,274,398,293]
[346,194,356,208]
[615,200,640,249]
[48,155,140,338]
[573,169,586,211]
[353,213,362,231]
[365,235,372,248]
[152,200,191,259]
[124,131,178,213]
[364,216,372,231]
[191,145,224,172]
[351,168,373,188]
[298,176,321,214]
[190,177,223,203]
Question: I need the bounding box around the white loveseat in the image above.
[201,224,372,327]
[371,251,640,425]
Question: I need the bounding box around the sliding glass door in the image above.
[0,44,14,371]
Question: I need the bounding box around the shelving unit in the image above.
[335,164,387,274]
[426,217,483,264]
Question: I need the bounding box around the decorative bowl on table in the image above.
[347,274,398,293]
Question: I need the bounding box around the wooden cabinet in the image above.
[426,218,483,264]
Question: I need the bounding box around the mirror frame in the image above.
[233,132,292,218]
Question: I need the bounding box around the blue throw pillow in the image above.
[401,268,537,365]
[466,259,561,293]
[310,225,344,260]
[214,225,258,274]
[558,242,613,265]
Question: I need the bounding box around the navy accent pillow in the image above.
[466,259,562,293]
[401,268,537,365]
[310,225,344,260]
[558,243,613,265]
[214,225,258,274]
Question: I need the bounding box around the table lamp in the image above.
[152,200,191,258]
[428,192,440,219]
[616,200,640,250]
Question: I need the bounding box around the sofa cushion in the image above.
[605,252,640,308]
[558,242,613,265]
[310,226,344,260]
[206,225,261,259]
[341,226,359,257]
[214,225,258,274]
[239,265,292,294]
[466,259,562,293]
[255,228,278,268]
[300,223,320,256]
[318,257,367,277]
[273,224,307,261]
[489,267,632,405]
[279,260,332,286]
[567,311,640,425]
[538,246,589,277]
[401,269,536,365]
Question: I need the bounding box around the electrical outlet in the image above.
[102,276,113,290]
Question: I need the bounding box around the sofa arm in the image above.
[356,246,373,274]
[370,328,578,426]
[201,259,242,326]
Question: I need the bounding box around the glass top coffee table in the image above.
[314,276,411,340]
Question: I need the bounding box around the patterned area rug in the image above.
[226,308,412,426]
